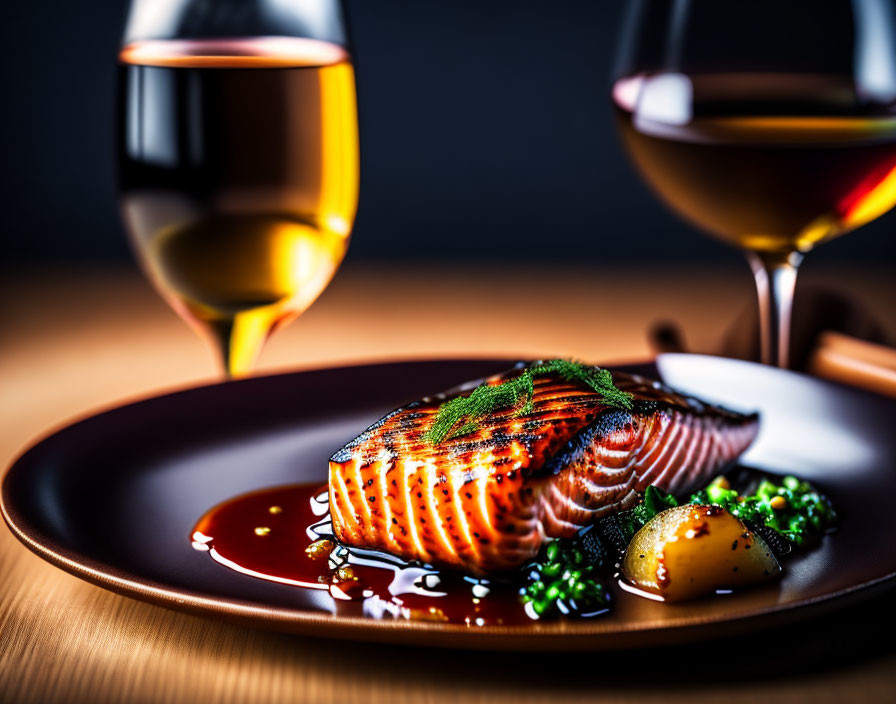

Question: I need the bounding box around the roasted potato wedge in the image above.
[622,504,781,602]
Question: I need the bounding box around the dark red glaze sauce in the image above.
[191,483,532,625]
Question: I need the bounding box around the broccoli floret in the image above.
[594,485,679,555]
[633,485,679,525]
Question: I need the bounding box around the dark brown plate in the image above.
[3,356,895,650]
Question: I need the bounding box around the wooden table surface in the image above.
[2,262,895,704]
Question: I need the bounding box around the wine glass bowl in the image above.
[118,1,357,377]
[613,0,896,367]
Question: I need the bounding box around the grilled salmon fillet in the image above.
[329,365,758,575]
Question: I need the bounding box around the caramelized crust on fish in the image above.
[328,367,758,575]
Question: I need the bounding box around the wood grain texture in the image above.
[1,263,895,704]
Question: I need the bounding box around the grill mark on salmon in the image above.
[329,366,759,575]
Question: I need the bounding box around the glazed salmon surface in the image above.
[328,367,759,575]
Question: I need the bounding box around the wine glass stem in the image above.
[747,250,803,369]
[208,311,272,379]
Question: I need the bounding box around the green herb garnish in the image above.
[425,359,633,444]
[690,475,837,547]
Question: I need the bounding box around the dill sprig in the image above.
[424,359,633,445]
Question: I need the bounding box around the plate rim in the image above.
[4,356,896,650]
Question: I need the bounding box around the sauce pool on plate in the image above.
[191,484,532,625]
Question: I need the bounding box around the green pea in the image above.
[757,480,777,499]
[541,562,562,577]
[707,485,728,502]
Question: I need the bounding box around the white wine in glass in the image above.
[118,1,358,377]
[613,0,896,367]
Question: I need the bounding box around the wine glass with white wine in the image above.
[118,0,358,376]
[613,0,896,367]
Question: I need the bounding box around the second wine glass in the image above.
[613,0,896,367]
[118,0,358,377]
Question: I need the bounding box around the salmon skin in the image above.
[328,364,759,575]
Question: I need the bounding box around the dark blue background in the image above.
[2,0,894,264]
